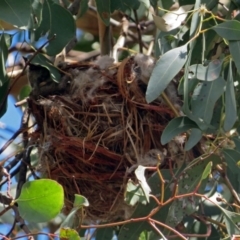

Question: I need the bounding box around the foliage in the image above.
[0,0,240,239]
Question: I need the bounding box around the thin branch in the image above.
[133,9,143,53]
[113,16,129,62]
[16,109,30,199]
[149,218,187,240]
[0,35,56,114]
[12,205,34,240]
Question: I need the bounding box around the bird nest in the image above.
[27,55,180,222]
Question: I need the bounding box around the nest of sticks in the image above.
[28,55,184,222]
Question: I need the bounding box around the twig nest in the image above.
[28,55,179,222]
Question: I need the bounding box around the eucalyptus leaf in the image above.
[157,28,185,55]
[35,0,75,55]
[224,60,237,131]
[178,77,198,96]
[30,0,43,30]
[165,156,218,228]
[119,170,175,240]
[229,40,240,74]
[125,180,148,206]
[220,208,240,236]
[189,0,201,38]
[188,59,223,81]
[183,44,215,130]
[0,34,8,86]
[161,0,176,10]
[16,179,64,223]
[213,20,240,40]
[182,39,194,115]
[179,0,195,5]
[161,116,198,145]
[139,0,150,8]
[73,194,89,208]
[232,136,240,151]
[191,20,218,64]
[78,0,89,18]
[95,0,110,26]
[153,5,193,32]
[96,227,115,240]
[184,128,202,150]
[60,194,89,229]
[202,0,219,9]
[0,34,9,117]
[146,44,188,103]
[110,0,140,12]
[222,149,240,175]
[191,77,225,126]
[0,0,31,28]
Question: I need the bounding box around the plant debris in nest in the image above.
[27,54,183,222]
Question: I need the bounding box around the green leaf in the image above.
[96,227,115,240]
[0,34,9,117]
[223,149,240,175]
[191,20,218,64]
[29,54,61,82]
[191,77,225,126]
[19,85,31,100]
[201,161,212,180]
[0,0,31,28]
[229,40,240,73]
[178,77,198,96]
[30,0,43,30]
[60,228,80,240]
[153,5,193,32]
[212,20,240,40]
[60,194,88,229]
[220,208,240,236]
[125,180,148,206]
[139,0,150,8]
[179,0,195,5]
[232,136,240,150]
[119,170,175,240]
[165,155,219,228]
[202,0,219,9]
[189,0,201,38]
[161,116,198,145]
[161,0,176,9]
[0,34,8,86]
[110,0,140,12]
[224,60,237,131]
[35,0,76,55]
[78,0,89,18]
[16,179,64,223]
[188,59,223,81]
[95,0,110,26]
[146,44,188,103]
[182,40,194,115]
[184,128,202,151]
[73,194,89,208]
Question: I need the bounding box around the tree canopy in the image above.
[0,0,240,239]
